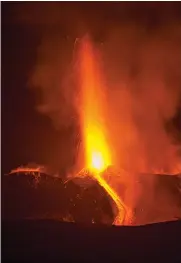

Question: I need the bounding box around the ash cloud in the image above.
[102,23,181,174]
[101,22,181,218]
[29,36,78,129]
[93,8,181,221]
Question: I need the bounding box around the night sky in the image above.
[2,2,181,175]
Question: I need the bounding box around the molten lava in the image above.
[8,166,45,175]
[78,38,111,174]
[78,36,127,225]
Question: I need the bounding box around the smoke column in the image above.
[100,23,181,215]
[102,24,181,174]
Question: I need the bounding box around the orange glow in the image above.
[86,127,111,173]
[78,36,111,173]
[78,36,127,225]
[95,172,127,225]
[8,166,45,175]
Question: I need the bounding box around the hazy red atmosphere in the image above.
[2,2,181,226]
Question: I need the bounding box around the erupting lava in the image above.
[8,167,44,175]
[78,36,127,225]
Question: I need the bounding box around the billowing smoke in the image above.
[29,36,76,129]
[102,23,181,174]
[100,23,181,215]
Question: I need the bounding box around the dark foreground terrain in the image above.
[2,220,181,263]
[2,172,181,225]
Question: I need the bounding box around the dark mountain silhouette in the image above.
[2,171,181,225]
[2,172,115,224]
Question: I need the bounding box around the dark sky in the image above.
[1,2,78,174]
[2,2,181,175]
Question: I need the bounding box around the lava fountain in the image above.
[77,36,128,225]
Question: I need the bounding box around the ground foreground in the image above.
[2,220,181,263]
[2,172,181,225]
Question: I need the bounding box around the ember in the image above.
[8,164,46,175]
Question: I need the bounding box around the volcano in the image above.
[2,169,181,225]
[2,170,115,224]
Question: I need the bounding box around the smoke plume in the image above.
[102,23,181,174]
[100,23,181,216]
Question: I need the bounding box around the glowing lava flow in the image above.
[8,166,45,175]
[78,36,127,225]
